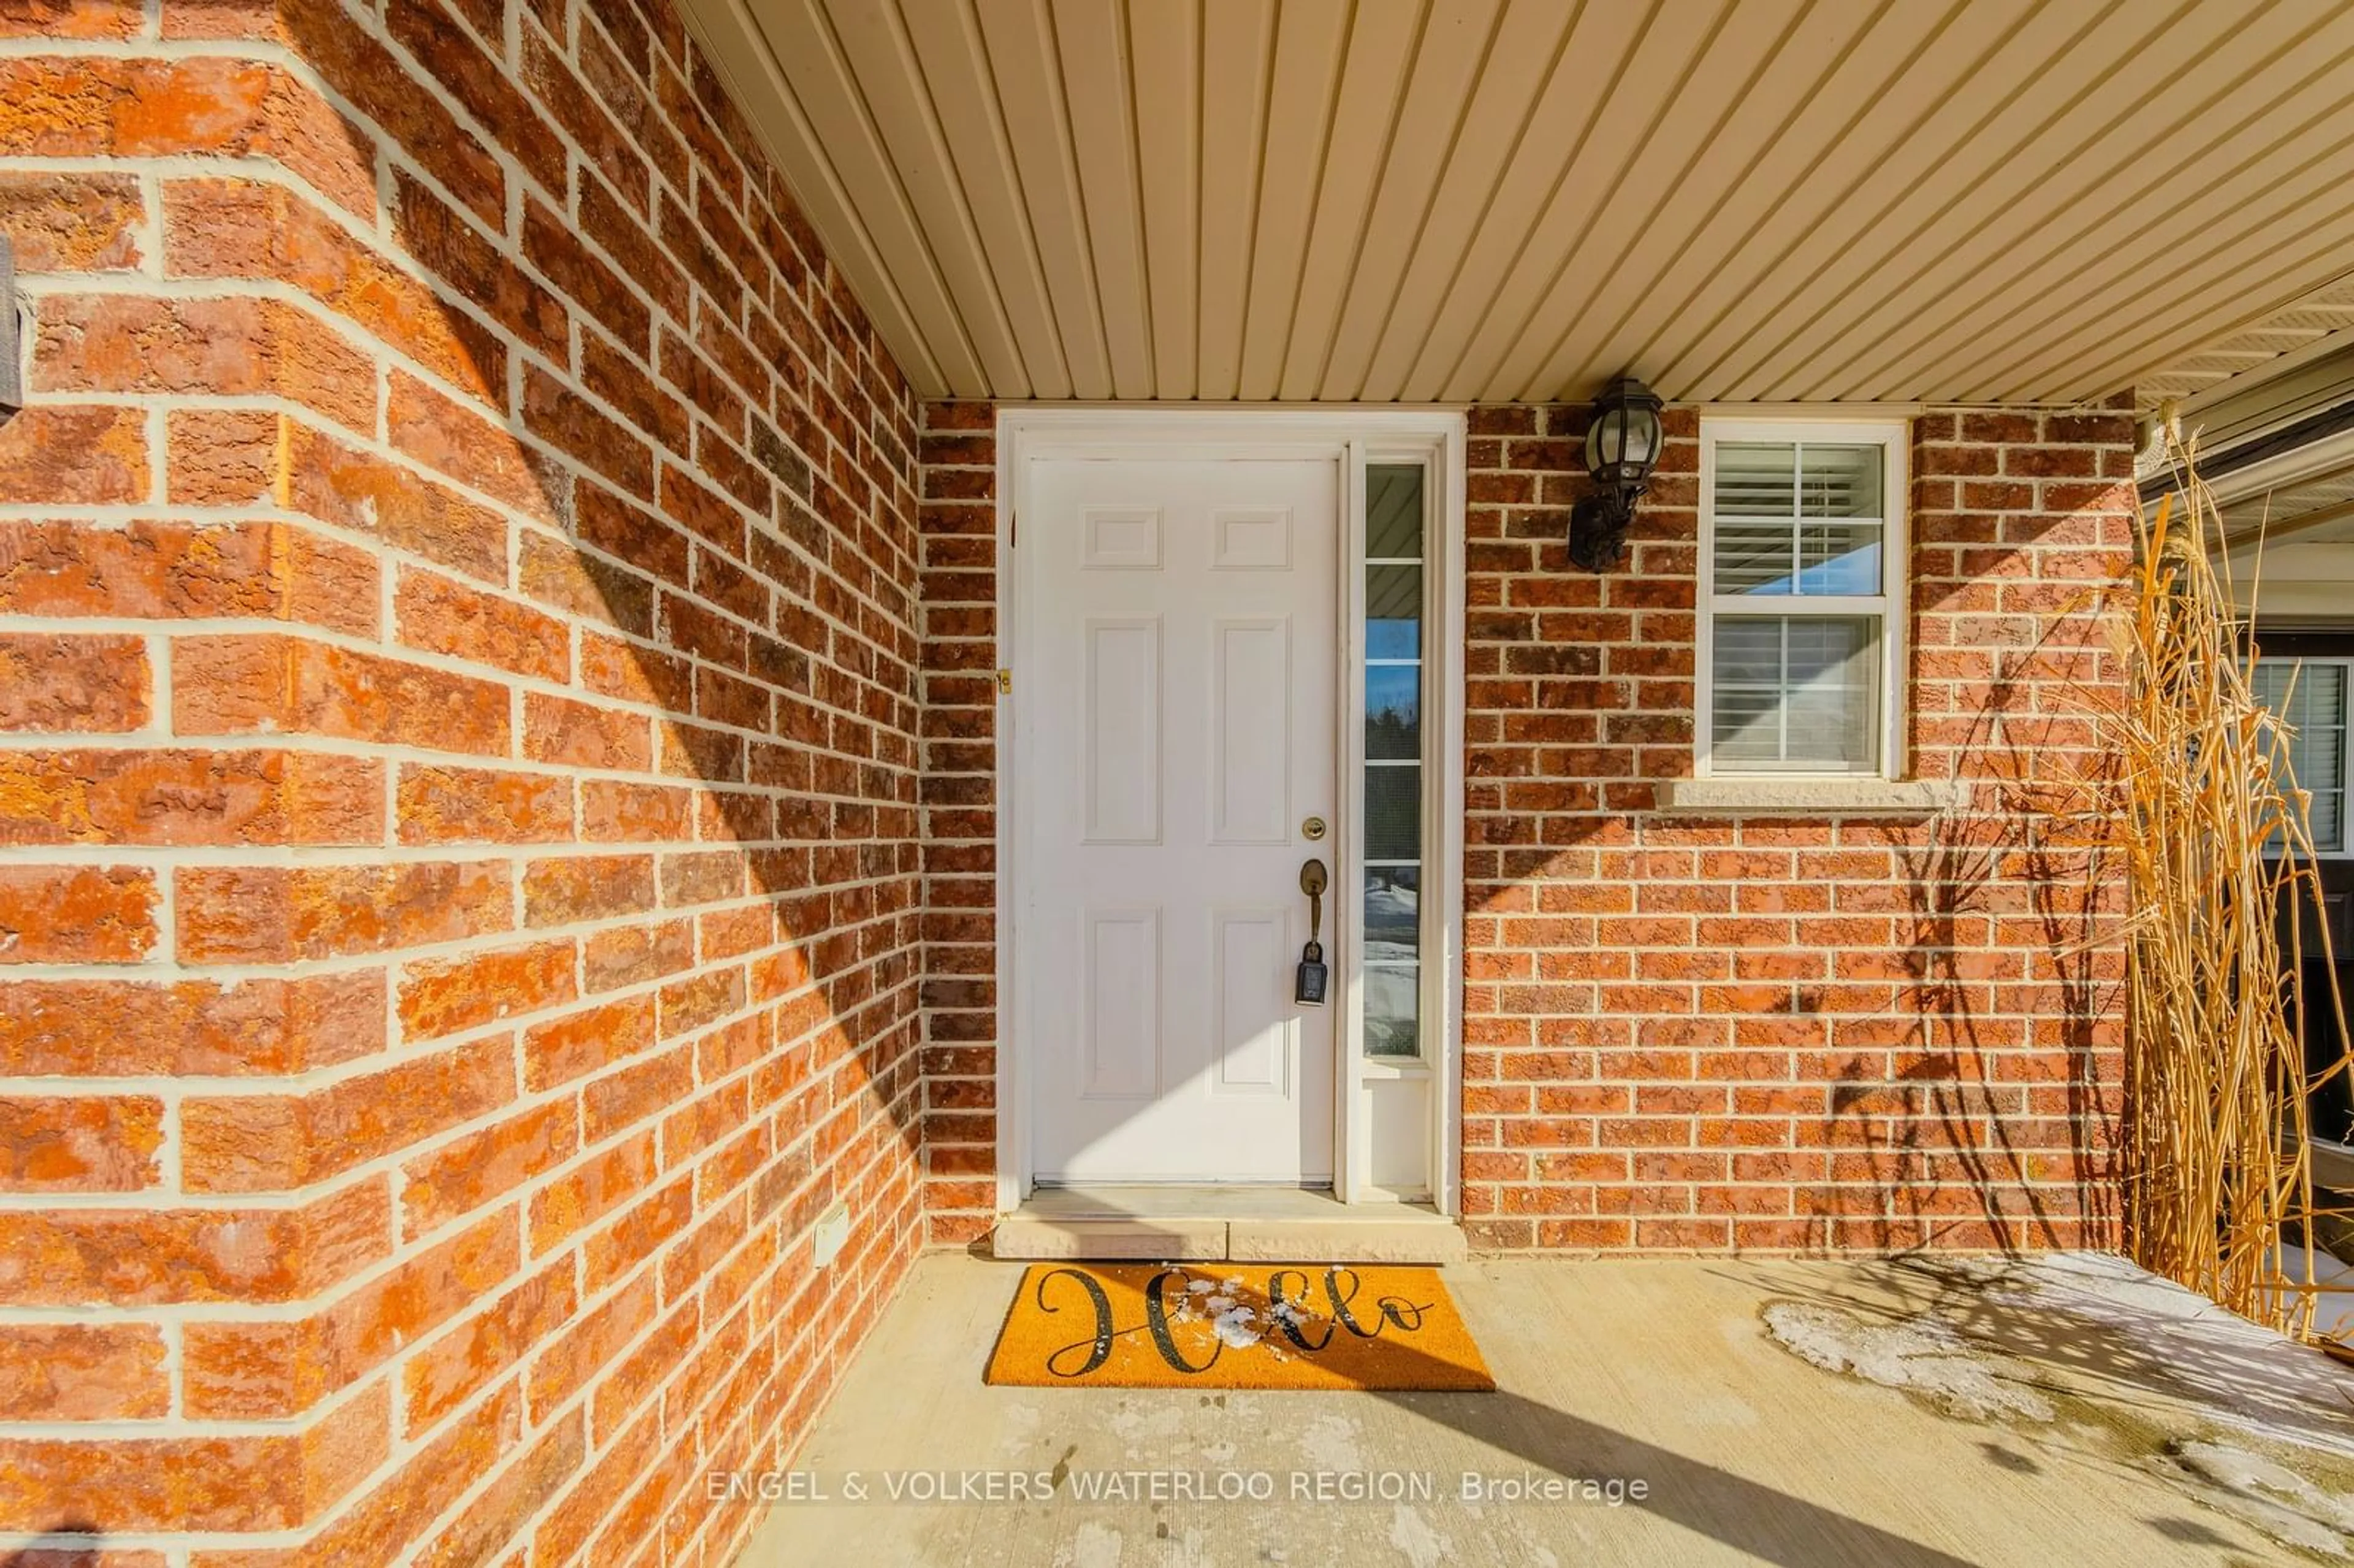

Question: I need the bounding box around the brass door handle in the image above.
[1295,858,1330,1007]
[1299,858,1327,948]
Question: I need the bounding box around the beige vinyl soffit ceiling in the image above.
[684,0,2354,407]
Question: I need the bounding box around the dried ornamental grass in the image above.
[2119,436,2349,1341]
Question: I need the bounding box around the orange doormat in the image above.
[984,1262,1494,1390]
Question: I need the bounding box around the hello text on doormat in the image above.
[983,1262,1495,1391]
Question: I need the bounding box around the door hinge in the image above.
[1008,511,1017,548]
[996,668,1013,696]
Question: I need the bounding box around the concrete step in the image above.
[988,1185,1466,1264]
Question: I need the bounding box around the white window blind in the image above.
[1699,422,1907,777]
[2254,657,2350,853]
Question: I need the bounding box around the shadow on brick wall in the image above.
[1455,403,2130,1251]
[1,1521,105,1568]
[0,2,932,1562]
[1830,554,2128,1254]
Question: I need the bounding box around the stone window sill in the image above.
[1653,777,1970,815]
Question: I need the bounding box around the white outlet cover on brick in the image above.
[812,1203,851,1269]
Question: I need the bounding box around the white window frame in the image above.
[1696,417,1911,780]
[2254,653,2354,858]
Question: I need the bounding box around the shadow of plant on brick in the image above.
[1450,403,2135,1253]
[1818,557,2130,1255]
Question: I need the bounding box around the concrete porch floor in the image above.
[740,1252,2354,1566]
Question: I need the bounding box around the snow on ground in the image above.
[2169,1440,2354,1558]
[1387,1502,1450,1568]
[1298,1412,1364,1473]
[1985,1252,2354,1459]
[1760,1251,2354,1561]
[1761,1301,2056,1422]
[2272,1241,2354,1344]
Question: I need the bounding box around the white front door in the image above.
[1022,456,1339,1184]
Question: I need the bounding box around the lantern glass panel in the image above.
[1623,408,1661,468]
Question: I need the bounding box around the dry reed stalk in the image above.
[2118,436,2345,1338]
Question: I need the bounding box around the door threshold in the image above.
[992,1184,1465,1265]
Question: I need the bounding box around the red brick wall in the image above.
[1461,404,2131,1251]
[915,403,999,1245]
[910,402,2131,1255]
[0,1,925,1561]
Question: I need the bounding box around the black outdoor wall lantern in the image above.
[1566,375,1664,572]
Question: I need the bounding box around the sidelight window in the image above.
[1362,463,1425,1057]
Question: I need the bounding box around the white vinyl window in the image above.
[1697,420,1909,777]
[2254,657,2350,854]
